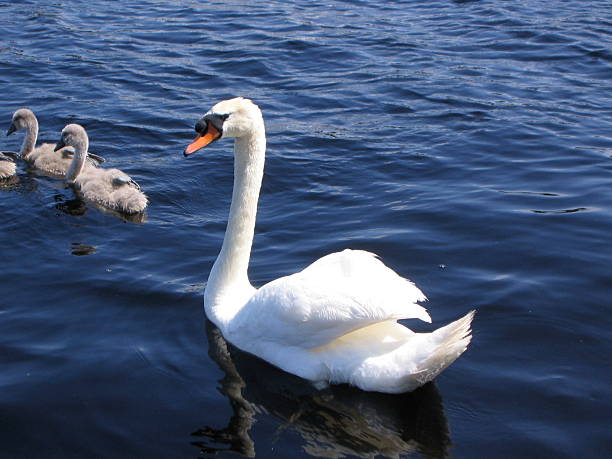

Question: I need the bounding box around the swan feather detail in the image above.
[229,249,430,350]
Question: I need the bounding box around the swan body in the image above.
[56,124,148,214]
[6,109,103,177]
[0,151,17,179]
[185,97,474,393]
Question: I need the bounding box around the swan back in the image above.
[75,167,148,214]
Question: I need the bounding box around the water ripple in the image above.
[1,0,611,458]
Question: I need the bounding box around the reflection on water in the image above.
[68,186,148,223]
[70,242,96,256]
[529,207,588,214]
[195,321,451,459]
[54,193,89,216]
[0,174,20,189]
[0,172,42,195]
[52,192,147,223]
[2,174,145,223]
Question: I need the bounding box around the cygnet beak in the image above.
[54,138,66,152]
[6,123,16,137]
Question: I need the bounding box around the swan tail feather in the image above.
[411,310,475,387]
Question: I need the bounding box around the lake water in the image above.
[1,1,611,458]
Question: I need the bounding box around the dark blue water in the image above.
[1,1,611,457]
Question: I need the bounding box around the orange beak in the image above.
[184,123,221,157]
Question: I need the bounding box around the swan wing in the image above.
[111,174,141,190]
[232,249,430,349]
[87,152,106,165]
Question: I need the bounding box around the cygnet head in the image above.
[55,124,89,184]
[184,97,264,157]
[55,123,88,154]
[6,108,37,136]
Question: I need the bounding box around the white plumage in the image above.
[184,97,474,393]
[229,250,430,350]
[56,124,148,215]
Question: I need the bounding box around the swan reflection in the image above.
[194,321,451,458]
[70,242,97,256]
[54,193,89,216]
[0,174,20,189]
[53,192,147,223]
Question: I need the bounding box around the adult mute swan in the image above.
[0,151,17,179]
[55,124,148,214]
[184,97,474,394]
[6,108,104,177]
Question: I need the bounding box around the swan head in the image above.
[55,123,89,154]
[55,124,89,183]
[6,108,37,136]
[184,97,263,157]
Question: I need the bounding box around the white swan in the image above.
[6,108,104,177]
[0,151,17,179]
[55,124,148,214]
[184,97,474,394]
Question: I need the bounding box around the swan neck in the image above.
[66,136,88,183]
[20,118,38,159]
[205,128,266,325]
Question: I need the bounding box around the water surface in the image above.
[1,1,611,458]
